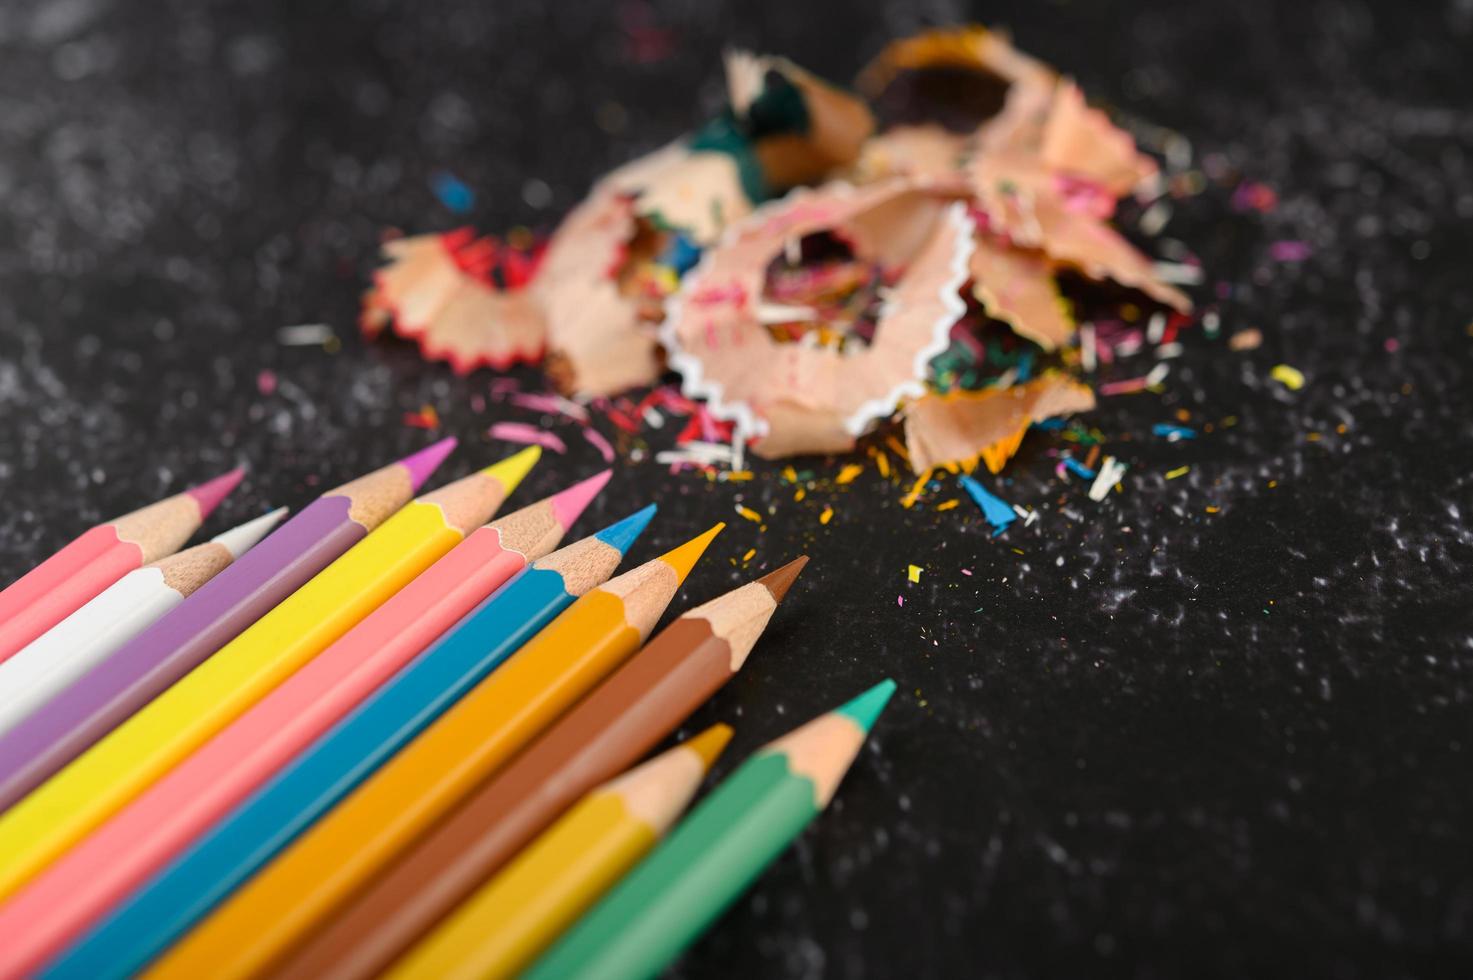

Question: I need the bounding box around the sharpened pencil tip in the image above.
[186,467,246,518]
[400,437,458,491]
[594,504,657,556]
[657,523,724,585]
[550,470,612,530]
[212,507,289,558]
[836,679,897,735]
[683,724,734,771]
[481,446,540,493]
[757,555,809,604]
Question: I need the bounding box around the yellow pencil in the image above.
[387,725,732,980]
[145,523,723,980]
[0,449,537,901]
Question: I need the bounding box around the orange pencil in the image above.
[0,468,244,662]
[147,524,724,980]
[276,557,806,980]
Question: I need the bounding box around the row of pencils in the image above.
[0,437,893,979]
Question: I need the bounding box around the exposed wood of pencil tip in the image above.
[599,559,680,641]
[110,493,202,564]
[151,541,234,597]
[486,499,563,562]
[534,536,625,598]
[765,713,869,808]
[682,556,807,671]
[420,470,504,534]
[329,461,416,530]
[605,741,712,833]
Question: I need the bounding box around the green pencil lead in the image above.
[836,678,896,734]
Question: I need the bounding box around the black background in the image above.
[1,1,1471,977]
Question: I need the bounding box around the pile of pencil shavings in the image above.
[362,26,1197,475]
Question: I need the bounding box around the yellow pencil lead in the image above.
[656,523,724,585]
[480,446,541,493]
[682,724,734,772]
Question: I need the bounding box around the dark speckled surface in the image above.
[1,0,1471,977]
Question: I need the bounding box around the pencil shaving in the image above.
[362,230,545,374]
[358,24,1197,472]
[904,375,1097,473]
[664,181,973,458]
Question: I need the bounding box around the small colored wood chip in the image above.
[1271,364,1305,390]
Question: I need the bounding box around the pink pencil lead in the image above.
[186,468,246,519]
[399,437,458,492]
[550,469,613,530]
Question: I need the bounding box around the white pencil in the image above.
[0,508,287,737]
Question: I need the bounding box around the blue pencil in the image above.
[43,506,656,980]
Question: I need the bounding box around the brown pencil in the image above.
[269,556,808,980]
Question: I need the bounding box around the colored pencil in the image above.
[146,522,722,980]
[278,556,807,980]
[0,439,454,814]
[0,468,244,663]
[524,679,897,980]
[0,448,528,914]
[45,507,655,980]
[387,725,733,980]
[0,474,609,972]
[0,509,288,739]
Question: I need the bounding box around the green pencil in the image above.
[523,678,897,980]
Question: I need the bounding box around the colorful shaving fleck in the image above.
[403,405,440,430]
[1061,457,1096,481]
[508,392,590,424]
[1152,424,1197,441]
[959,475,1015,535]
[488,423,567,453]
[582,427,615,463]
[429,171,476,214]
[1271,365,1306,390]
[1088,456,1127,501]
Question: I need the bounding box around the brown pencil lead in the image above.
[756,555,809,604]
[701,560,806,673]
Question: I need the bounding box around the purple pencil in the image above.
[0,438,456,813]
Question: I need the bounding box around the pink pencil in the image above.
[0,469,244,663]
[0,471,611,961]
